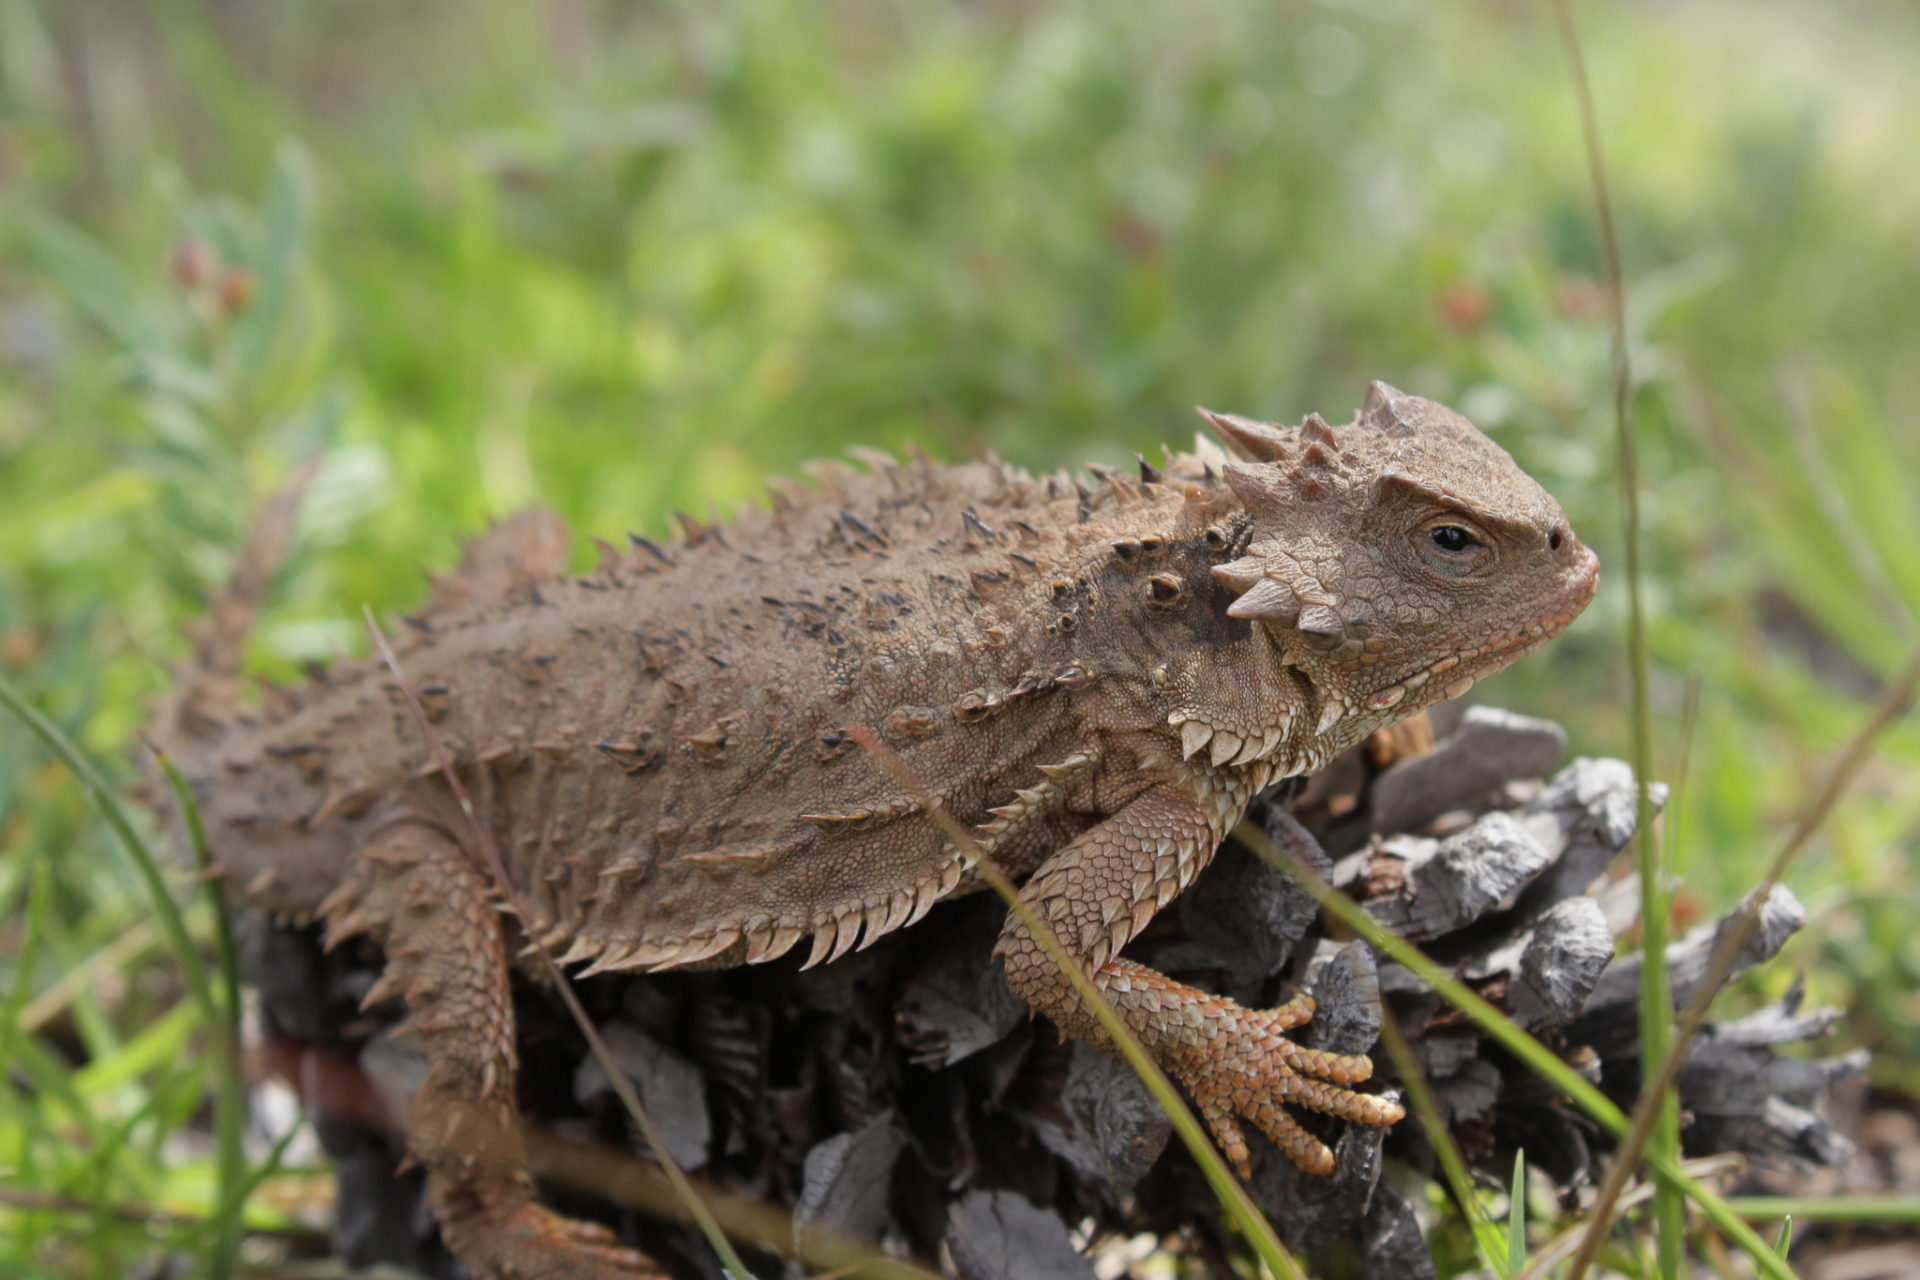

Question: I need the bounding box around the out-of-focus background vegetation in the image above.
[1,0,1916,1275]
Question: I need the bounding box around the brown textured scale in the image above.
[147,382,1598,1279]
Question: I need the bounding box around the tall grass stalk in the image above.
[1568,644,1920,1270]
[1376,1011,1512,1274]
[1231,821,1799,1280]
[159,756,247,1280]
[851,724,1307,1280]
[1547,1,1685,1274]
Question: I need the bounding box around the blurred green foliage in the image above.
[1,0,1917,1275]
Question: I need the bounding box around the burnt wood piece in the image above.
[256,711,1860,1278]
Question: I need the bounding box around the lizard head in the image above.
[1199,382,1599,756]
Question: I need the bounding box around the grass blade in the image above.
[1375,1009,1509,1275]
[851,725,1307,1280]
[1509,1149,1529,1274]
[1232,819,1798,1280]
[0,675,218,1037]
[1546,0,1684,1273]
[1724,1196,1920,1225]
[1561,644,1920,1278]
[158,755,247,1280]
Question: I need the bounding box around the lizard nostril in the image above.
[1549,527,1566,553]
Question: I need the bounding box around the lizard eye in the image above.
[1415,518,1493,576]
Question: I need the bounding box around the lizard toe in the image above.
[1282,1042,1378,1086]
[1195,1096,1254,1179]
[1171,1010,1401,1178]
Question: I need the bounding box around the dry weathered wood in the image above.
[574,1023,712,1172]
[895,906,1027,1067]
[1345,810,1552,941]
[1338,706,1568,850]
[1508,897,1616,1029]
[1007,1046,1170,1197]
[946,1189,1094,1280]
[793,1114,904,1255]
[254,708,1863,1279]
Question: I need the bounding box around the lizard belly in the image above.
[532,707,1099,975]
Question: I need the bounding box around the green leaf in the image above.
[228,141,316,404]
[19,215,172,358]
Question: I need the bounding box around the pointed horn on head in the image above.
[1222,461,1291,515]
[1225,577,1299,623]
[1295,603,1348,651]
[1195,407,1289,462]
[1361,380,1412,431]
[1210,556,1266,593]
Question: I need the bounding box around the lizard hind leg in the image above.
[326,820,667,1280]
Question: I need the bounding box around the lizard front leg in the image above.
[321,820,666,1280]
[995,788,1405,1176]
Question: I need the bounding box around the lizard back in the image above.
[163,441,1255,972]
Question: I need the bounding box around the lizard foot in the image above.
[997,790,1406,1181]
[1177,992,1405,1178]
[446,1201,670,1280]
[330,822,671,1280]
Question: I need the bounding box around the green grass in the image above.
[2,0,1918,1276]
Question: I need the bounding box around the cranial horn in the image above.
[1195,407,1289,461]
[1361,380,1411,430]
[1210,556,1266,593]
[1225,577,1299,622]
[1295,604,1348,651]
[1222,462,1291,513]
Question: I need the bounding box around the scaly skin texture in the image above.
[151,382,1597,1277]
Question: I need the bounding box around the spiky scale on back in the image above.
[157,382,1596,981]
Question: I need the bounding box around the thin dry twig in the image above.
[1230,819,1800,1280]
[1555,645,1920,1278]
[1520,1156,1748,1279]
[520,1131,947,1280]
[0,1183,324,1238]
[1547,0,1682,1271]
[17,920,156,1034]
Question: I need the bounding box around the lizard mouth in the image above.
[1365,545,1600,712]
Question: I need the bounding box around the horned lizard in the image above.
[150,383,1597,1279]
